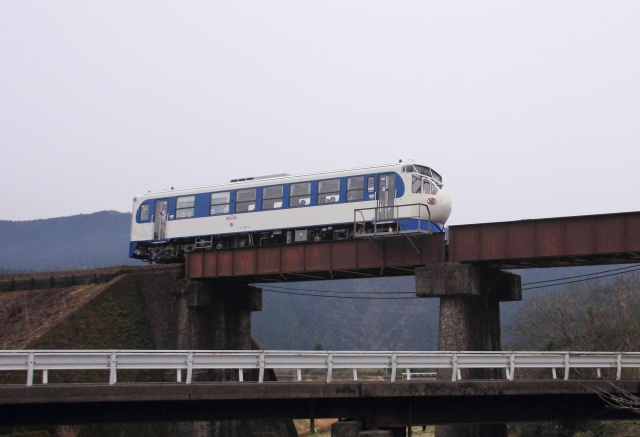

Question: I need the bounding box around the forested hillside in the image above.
[253,277,441,350]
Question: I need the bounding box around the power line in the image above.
[522,265,640,291]
[261,283,414,296]
[261,287,418,300]
[522,264,640,286]
[259,264,640,299]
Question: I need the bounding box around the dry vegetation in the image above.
[0,264,136,281]
[0,264,180,350]
[0,284,106,349]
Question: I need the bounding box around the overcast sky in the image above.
[1,1,638,225]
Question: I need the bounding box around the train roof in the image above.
[134,160,439,199]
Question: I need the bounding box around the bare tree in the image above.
[507,273,640,435]
[594,382,640,416]
[508,273,640,354]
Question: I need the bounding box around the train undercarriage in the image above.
[134,222,396,263]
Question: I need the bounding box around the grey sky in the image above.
[1,1,638,225]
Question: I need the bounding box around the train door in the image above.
[377,174,396,220]
[154,199,168,240]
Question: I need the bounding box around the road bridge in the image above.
[2,379,639,427]
[3,350,640,428]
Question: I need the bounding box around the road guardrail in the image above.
[2,350,640,386]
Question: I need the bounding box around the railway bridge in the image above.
[183,210,640,370]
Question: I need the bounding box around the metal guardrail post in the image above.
[186,352,194,384]
[327,353,333,383]
[617,354,622,380]
[564,353,570,380]
[452,353,458,382]
[27,352,34,387]
[508,354,515,381]
[390,353,397,382]
[258,353,265,383]
[109,352,117,385]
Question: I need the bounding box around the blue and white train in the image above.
[129,160,452,262]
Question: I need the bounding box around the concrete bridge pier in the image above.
[171,280,297,437]
[175,281,261,350]
[415,263,522,437]
[175,281,262,380]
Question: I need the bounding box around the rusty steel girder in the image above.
[449,211,640,268]
[186,233,446,281]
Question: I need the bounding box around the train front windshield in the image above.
[412,165,443,185]
[408,165,443,195]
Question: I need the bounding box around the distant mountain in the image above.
[0,211,138,272]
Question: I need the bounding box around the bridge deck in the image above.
[449,211,640,268]
[184,211,640,281]
[1,380,639,426]
[186,233,445,281]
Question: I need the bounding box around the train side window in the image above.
[290,182,311,207]
[176,195,196,219]
[318,179,341,204]
[236,188,256,213]
[412,176,422,193]
[139,204,150,221]
[347,176,364,201]
[262,185,283,210]
[210,191,230,215]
